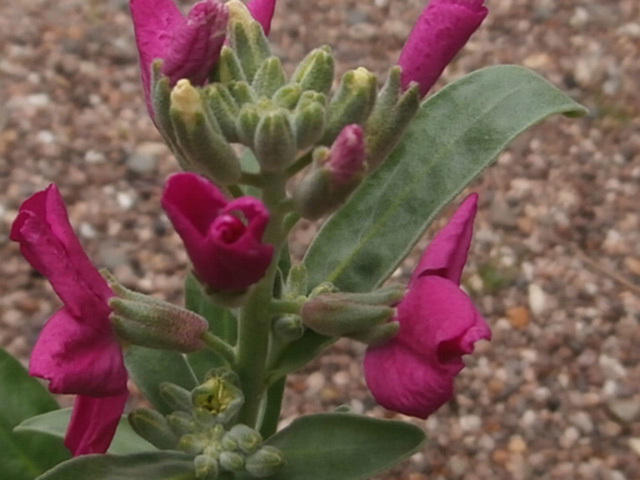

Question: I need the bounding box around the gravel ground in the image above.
[1,0,639,479]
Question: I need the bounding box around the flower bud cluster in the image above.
[129,369,284,479]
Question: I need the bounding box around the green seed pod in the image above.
[215,46,247,84]
[159,382,193,412]
[245,446,285,478]
[365,66,420,168]
[272,84,302,109]
[323,67,377,144]
[252,56,286,99]
[203,84,239,142]
[292,45,335,95]
[227,0,271,81]
[128,408,179,450]
[254,108,296,171]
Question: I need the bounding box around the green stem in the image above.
[285,151,313,177]
[259,377,286,438]
[201,331,237,367]
[269,298,304,315]
[236,178,287,428]
[240,171,265,187]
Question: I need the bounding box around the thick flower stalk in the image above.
[161,172,274,292]
[398,0,488,96]
[9,185,128,455]
[364,194,491,418]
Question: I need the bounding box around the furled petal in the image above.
[162,172,274,291]
[9,185,112,320]
[247,0,277,35]
[65,392,129,455]
[364,275,490,418]
[327,124,366,186]
[398,0,488,96]
[411,193,478,286]
[29,308,128,397]
[162,1,228,85]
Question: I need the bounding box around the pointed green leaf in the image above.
[36,451,196,480]
[240,413,425,480]
[15,409,156,455]
[0,347,70,479]
[124,347,198,415]
[304,65,587,292]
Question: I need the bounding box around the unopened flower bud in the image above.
[167,411,199,437]
[159,382,193,412]
[365,66,420,168]
[274,315,305,341]
[195,454,219,480]
[292,46,335,95]
[273,84,302,109]
[203,84,239,141]
[178,432,209,455]
[293,125,365,220]
[227,0,271,81]
[254,108,296,171]
[106,276,208,352]
[228,80,256,106]
[323,67,377,144]
[301,293,394,337]
[226,424,262,455]
[128,408,179,450]
[219,451,245,472]
[245,446,285,478]
[347,321,400,346]
[236,104,261,148]
[293,94,326,151]
[252,56,286,98]
[215,46,247,83]
[170,80,241,185]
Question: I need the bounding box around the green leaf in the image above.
[124,346,198,415]
[36,451,196,480]
[304,65,587,292]
[243,413,425,480]
[0,346,70,479]
[185,272,237,380]
[16,409,156,455]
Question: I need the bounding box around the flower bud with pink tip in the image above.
[398,0,488,97]
[161,172,274,292]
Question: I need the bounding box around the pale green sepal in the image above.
[203,84,240,141]
[227,1,271,81]
[128,408,179,450]
[291,46,335,95]
[216,46,247,84]
[252,56,286,99]
[254,108,296,171]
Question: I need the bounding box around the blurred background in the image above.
[1,0,639,478]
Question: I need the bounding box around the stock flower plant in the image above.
[3,0,586,479]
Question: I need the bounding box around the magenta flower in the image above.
[162,172,274,292]
[130,0,229,115]
[247,0,277,35]
[398,0,488,97]
[364,193,491,418]
[9,185,128,455]
[327,124,366,186]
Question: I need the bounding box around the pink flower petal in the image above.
[398,0,488,96]
[247,0,277,35]
[65,392,129,455]
[29,308,127,397]
[162,172,274,291]
[9,185,112,320]
[364,275,489,418]
[411,193,478,286]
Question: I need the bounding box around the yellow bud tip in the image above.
[170,79,202,122]
[227,0,253,26]
[351,67,375,88]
